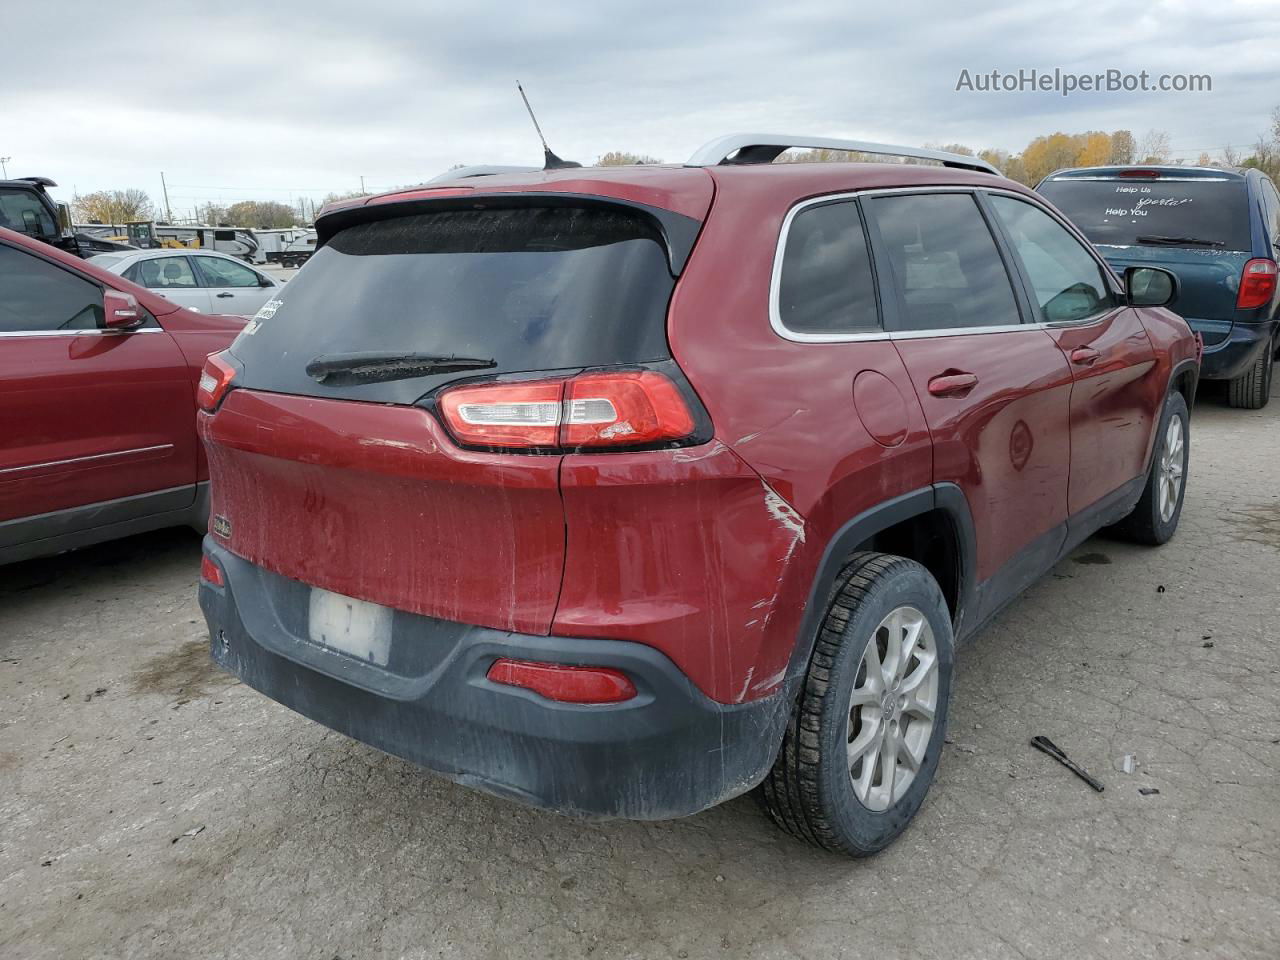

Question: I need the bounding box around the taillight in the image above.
[437,370,699,452]
[200,553,224,587]
[487,658,637,704]
[196,351,237,412]
[1119,169,1161,178]
[1237,259,1278,310]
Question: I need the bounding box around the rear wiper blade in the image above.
[305,352,495,386]
[1136,234,1225,248]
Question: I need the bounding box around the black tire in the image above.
[757,553,953,856]
[1112,390,1190,545]
[1226,346,1273,410]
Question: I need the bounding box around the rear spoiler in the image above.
[313,191,704,275]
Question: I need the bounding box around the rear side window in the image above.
[228,204,678,406]
[133,256,197,289]
[0,245,103,333]
[777,200,879,334]
[1037,177,1252,251]
[989,196,1117,322]
[866,193,1021,331]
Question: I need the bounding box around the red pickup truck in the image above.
[0,226,244,564]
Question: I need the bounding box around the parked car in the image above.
[1038,165,1279,408]
[195,135,1199,855]
[0,227,244,565]
[88,249,282,318]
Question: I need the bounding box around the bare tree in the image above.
[1137,129,1171,164]
[72,188,154,224]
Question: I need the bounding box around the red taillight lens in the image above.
[487,658,637,704]
[437,370,698,452]
[561,371,696,448]
[1237,258,1278,310]
[1119,169,1161,178]
[196,351,237,412]
[200,554,224,587]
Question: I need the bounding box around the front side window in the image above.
[134,256,198,289]
[0,244,103,333]
[866,193,1021,331]
[196,256,261,288]
[777,200,879,335]
[989,195,1117,323]
[0,188,57,239]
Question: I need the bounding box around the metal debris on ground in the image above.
[1139,787,1161,796]
[172,825,205,843]
[1030,735,1105,792]
[1122,754,1136,774]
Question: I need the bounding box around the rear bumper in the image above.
[198,539,789,819]
[1200,319,1276,380]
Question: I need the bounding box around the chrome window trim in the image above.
[769,185,1124,344]
[0,443,174,477]
[0,327,164,338]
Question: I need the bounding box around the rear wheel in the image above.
[758,553,953,856]
[1227,346,1273,409]
[1113,390,1189,545]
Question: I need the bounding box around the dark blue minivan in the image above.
[1038,166,1280,408]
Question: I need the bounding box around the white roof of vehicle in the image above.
[88,248,259,268]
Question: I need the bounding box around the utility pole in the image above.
[0,157,10,178]
[160,171,173,222]
[360,175,366,194]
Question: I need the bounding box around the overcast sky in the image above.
[5,0,1278,216]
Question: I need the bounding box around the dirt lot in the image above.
[2,385,1278,960]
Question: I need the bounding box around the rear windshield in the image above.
[1038,178,1252,251]
[228,204,677,405]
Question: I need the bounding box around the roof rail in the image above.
[686,134,999,175]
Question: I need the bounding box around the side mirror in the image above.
[1125,266,1178,308]
[103,290,144,329]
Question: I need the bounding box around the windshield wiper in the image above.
[305,352,495,386]
[1136,234,1225,248]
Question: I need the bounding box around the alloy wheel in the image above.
[847,606,939,811]
[1157,414,1185,524]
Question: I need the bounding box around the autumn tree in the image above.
[1020,133,1082,184]
[1076,131,1112,167]
[1109,130,1136,164]
[596,151,663,165]
[224,200,299,228]
[72,188,154,224]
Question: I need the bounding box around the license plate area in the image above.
[307,587,393,666]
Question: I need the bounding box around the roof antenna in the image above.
[517,82,581,170]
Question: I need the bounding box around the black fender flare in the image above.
[781,483,978,695]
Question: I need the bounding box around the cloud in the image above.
[6,0,1276,212]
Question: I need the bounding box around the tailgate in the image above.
[200,389,565,634]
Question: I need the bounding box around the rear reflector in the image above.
[1237,259,1278,310]
[200,554,224,587]
[438,370,697,451]
[196,351,237,412]
[487,658,637,704]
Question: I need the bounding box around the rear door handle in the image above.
[927,372,979,398]
[1070,347,1101,366]
[215,292,235,298]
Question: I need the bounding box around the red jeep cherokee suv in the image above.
[197,135,1198,854]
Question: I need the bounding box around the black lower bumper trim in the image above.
[198,540,789,820]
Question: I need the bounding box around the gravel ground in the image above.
[2,383,1278,960]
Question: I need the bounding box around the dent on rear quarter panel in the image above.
[553,441,809,704]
